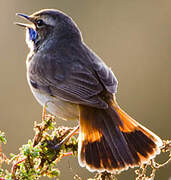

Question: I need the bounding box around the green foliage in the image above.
[0,116,170,180]
[0,131,7,144]
[0,116,77,180]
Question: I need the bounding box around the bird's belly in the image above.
[31,88,79,121]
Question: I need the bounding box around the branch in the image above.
[0,116,170,180]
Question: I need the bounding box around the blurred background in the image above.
[0,0,170,179]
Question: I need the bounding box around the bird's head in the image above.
[16,9,82,51]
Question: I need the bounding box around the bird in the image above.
[16,9,163,173]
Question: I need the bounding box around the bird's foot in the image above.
[48,125,79,150]
[46,125,79,160]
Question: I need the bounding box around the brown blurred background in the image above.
[0,0,170,179]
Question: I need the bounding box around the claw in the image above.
[47,125,79,151]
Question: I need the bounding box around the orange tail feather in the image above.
[78,99,162,173]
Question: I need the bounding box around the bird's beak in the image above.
[15,13,34,28]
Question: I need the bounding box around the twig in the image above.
[11,158,26,180]
[33,115,55,146]
[55,152,73,164]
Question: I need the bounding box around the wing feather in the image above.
[28,43,118,109]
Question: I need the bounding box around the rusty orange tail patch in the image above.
[78,101,162,173]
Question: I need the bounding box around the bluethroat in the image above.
[16,9,162,173]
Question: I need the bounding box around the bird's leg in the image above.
[52,125,79,151]
[42,104,47,122]
[42,101,51,121]
[33,101,52,146]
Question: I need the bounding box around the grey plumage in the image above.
[25,9,118,112]
[28,41,118,109]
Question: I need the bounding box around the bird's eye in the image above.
[36,19,44,28]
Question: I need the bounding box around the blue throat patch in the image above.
[28,28,38,43]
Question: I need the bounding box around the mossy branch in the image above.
[0,116,170,180]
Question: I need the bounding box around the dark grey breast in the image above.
[28,41,118,109]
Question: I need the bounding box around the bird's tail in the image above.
[78,98,163,173]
